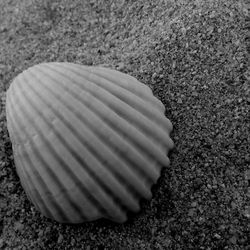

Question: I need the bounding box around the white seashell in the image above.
[6,62,174,223]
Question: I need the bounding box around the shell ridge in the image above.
[70,64,173,133]
[56,63,154,103]
[6,97,38,206]
[14,77,93,222]
[6,62,174,223]
[73,64,164,112]
[26,69,147,213]
[18,73,114,222]
[87,66,166,112]
[86,66,173,133]
[17,154,59,220]
[6,92,17,144]
[67,63,163,111]
[37,65,163,169]
[7,92,68,222]
[41,64,169,164]
[36,66,167,178]
[23,71,134,219]
[6,88,29,145]
[22,74,127,222]
[32,67,156,198]
[52,63,168,133]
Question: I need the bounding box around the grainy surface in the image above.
[0,0,249,249]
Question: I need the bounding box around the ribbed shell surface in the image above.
[6,62,174,223]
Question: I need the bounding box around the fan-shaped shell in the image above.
[6,62,174,223]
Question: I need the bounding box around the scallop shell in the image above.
[6,62,174,223]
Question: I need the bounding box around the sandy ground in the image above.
[0,0,249,249]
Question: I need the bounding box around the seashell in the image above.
[6,62,174,223]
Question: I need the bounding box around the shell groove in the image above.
[6,62,174,223]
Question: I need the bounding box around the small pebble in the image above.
[229,235,237,244]
[191,202,197,207]
[14,222,24,232]
[152,72,157,79]
[214,233,221,239]
[177,98,183,104]
[117,62,125,70]
[57,234,64,244]
[188,208,195,217]
[0,239,4,248]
